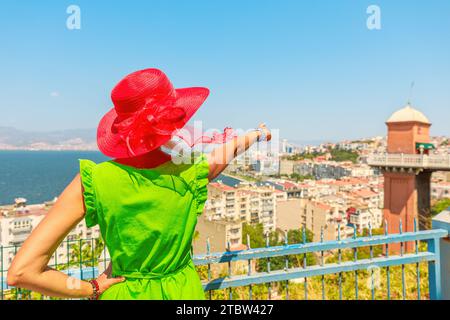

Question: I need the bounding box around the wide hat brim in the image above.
[97,87,210,159]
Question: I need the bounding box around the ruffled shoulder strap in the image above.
[79,159,98,227]
[193,153,210,215]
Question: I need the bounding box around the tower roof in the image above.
[386,104,431,124]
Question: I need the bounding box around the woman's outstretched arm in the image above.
[207,123,271,181]
[7,175,124,299]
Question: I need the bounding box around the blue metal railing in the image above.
[194,226,447,299]
[1,220,449,300]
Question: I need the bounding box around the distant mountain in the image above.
[0,127,97,150]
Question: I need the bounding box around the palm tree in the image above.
[193,230,200,242]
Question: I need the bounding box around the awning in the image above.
[416,142,435,150]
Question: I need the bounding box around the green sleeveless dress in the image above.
[79,153,209,300]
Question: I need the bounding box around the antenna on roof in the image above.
[407,81,415,106]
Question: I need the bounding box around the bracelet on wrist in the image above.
[255,128,267,142]
[88,279,100,300]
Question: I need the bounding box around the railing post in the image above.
[431,208,450,300]
[1,246,3,300]
[427,237,441,300]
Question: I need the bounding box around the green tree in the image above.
[330,149,359,163]
[67,237,105,268]
[242,223,317,273]
[242,223,266,249]
[290,173,314,182]
[431,198,450,216]
[285,152,326,161]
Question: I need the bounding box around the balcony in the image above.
[368,153,450,171]
[1,210,449,300]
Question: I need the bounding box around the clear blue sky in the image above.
[0,0,449,142]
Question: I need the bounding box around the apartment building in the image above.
[347,206,383,233]
[276,198,302,232]
[277,197,381,242]
[193,216,254,277]
[337,141,377,152]
[431,182,450,199]
[279,159,296,176]
[350,189,382,209]
[294,161,353,180]
[299,200,353,242]
[205,182,277,234]
[204,183,235,221]
[349,164,376,178]
[271,180,306,199]
[193,216,243,254]
[0,198,101,270]
[254,158,279,176]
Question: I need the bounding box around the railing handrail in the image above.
[0,237,99,251]
[202,252,436,291]
[367,153,450,169]
[193,229,448,265]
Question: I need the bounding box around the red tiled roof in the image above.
[316,180,351,187]
[346,178,369,185]
[209,183,236,191]
[313,202,333,211]
[284,181,298,189]
[0,207,48,219]
[352,189,378,198]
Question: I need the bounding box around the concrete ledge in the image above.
[432,208,450,300]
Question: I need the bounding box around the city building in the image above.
[294,161,353,180]
[279,159,296,176]
[281,139,297,155]
[346,206,383,233]
[193,216,243,254]
[276,199,302,232]
[204,182,277,235]
[431,182,450,199]
[277,197,358,242]
[254,158,279,176]
[0,198,101,271]
[299,200,354,242]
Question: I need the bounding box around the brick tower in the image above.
[369,104,450,253]
[371,105,434,253]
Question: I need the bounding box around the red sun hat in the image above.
[97,68,210,158]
